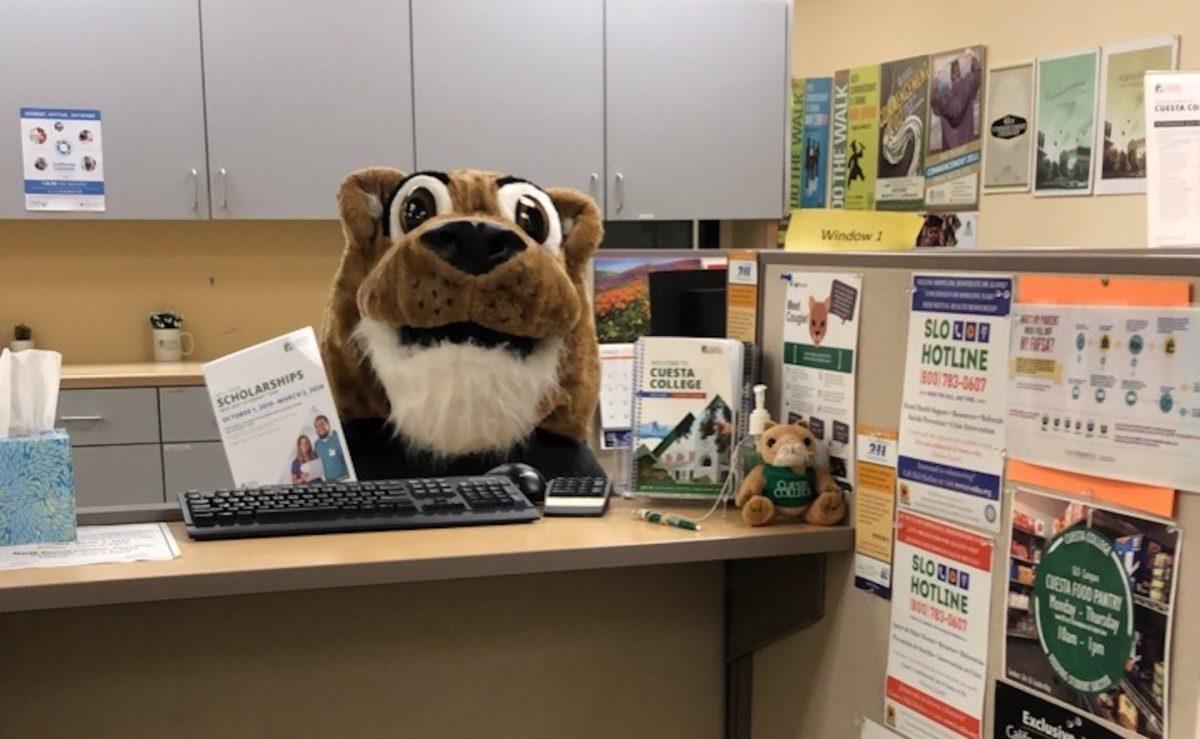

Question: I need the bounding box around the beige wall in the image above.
[0,220,343,363]
[791,0,1200,249]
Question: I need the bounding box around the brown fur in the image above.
[733,420,845,527]
[319,168,603,444]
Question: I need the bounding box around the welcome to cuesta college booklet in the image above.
[203,327,356,488]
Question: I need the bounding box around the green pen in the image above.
[633,508,700,532]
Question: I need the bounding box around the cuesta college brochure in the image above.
[203,327,356,488]
[629,337,744,497]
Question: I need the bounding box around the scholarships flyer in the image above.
[19,107,105,212]
[1007,303,1200,491]
[925,46,986,210]
[897,273,1013,531]
[884,511,993,739]
[844,65,880,211]
[876,55,929,211]
[801,77,832,208]
[203,327,356,488]
[1004,487,1180,739]
[781,272,862,493]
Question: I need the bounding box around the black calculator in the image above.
[542,476,612,517]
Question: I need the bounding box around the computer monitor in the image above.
[648,268,728,338]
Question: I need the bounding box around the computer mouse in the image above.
[485,462,547,504]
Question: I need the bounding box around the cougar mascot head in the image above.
[320,168,604,480]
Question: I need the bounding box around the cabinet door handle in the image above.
[190,168,199,211]
[218,167,228,210]
[589,172,599,198]
[60,415,104,422]
[614,172,624,212]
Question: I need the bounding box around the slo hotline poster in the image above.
[884,511,993,739]
[897,273,1013,531]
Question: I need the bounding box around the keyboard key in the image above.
[257,506,341,523]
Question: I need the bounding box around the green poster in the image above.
[1033,526,1133,694]
[1035,51,1097,194]
[790,78,806,210]
[845,64,879,210]
[1097,38,1177,192]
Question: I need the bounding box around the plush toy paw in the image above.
[804,488,846,526]
[741,495,776,527]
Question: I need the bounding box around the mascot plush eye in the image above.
[497,181,562,254]
[388,173,453,237]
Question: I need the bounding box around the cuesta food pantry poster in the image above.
[897,273,1013,531]
[1004,487,1180,739]
[885,511,993,739]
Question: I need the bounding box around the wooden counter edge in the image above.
[60,362,206,389]
[0,524,852,614]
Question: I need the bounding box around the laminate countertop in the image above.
[0,499,852,613]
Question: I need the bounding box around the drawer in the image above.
[163,442,233,498]
[72,444,164,507]
[159,387,220,442]
[58,388,160,446]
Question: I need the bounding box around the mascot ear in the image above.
[546,187,603,276]
[337,167,406,253]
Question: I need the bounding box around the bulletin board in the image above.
[753,248,1200,739]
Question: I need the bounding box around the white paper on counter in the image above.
[0,523,180,570]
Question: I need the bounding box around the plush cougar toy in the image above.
[734,420,845,527]
[320,168,604,480]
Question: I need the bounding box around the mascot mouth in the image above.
[397,322,535,358]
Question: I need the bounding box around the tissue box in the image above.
[0,429,76,545]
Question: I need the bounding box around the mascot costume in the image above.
[320,168,605,480]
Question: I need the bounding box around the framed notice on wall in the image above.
[1094,36,1179,196]
[983,62,1036,193]
[1034,49,1100,197]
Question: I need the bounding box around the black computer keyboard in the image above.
[179,477,540,540]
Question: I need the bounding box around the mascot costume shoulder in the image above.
[320,168,604,480]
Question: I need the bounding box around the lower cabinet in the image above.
[163,442,234,498]
[61,384,229,507]
[72,444,165,507]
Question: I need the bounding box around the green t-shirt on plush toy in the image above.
[762,465,817,507]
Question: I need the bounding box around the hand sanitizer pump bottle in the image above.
[734,384,770,491]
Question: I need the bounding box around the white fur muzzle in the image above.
[354,317,563,455]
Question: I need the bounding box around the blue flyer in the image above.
[20,107,105,212]
[800,78,831,208]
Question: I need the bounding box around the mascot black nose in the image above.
[421,221,526,275]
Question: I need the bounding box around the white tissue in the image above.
[2,349,62,438]
[0,351,10,438]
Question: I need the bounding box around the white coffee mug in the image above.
[153,328,194,362]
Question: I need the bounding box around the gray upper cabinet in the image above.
[201,0,415,219]
[605,0,788,220]
[0,0,210,219]
[411,0,605,208]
